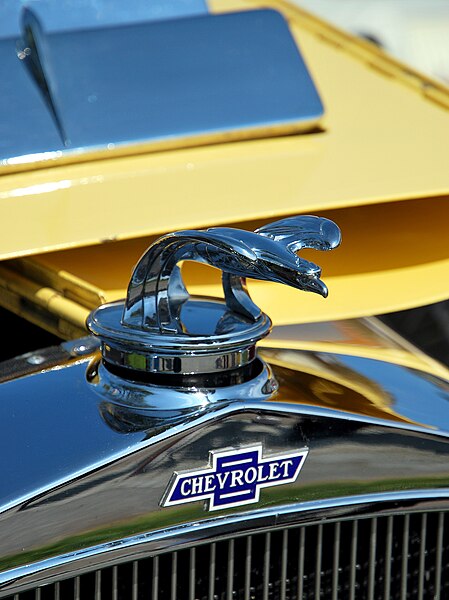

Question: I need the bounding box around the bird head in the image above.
[254,215,341,297]
[255,253,329,297]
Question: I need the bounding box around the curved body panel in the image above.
[1,341,449,590]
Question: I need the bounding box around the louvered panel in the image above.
[5,510,449,600]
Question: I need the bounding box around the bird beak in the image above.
[296,274,328,298]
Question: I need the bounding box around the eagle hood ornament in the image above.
[88,216,341,378]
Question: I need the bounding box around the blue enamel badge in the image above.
[161,445,309,511]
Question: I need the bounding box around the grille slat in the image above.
[435,512,444,599]
[418,513,427,600]
[226,540,234,600]
[384,515,393,600]
[170,552,177,600]
[349,519,358,600]
[94,570,101,600]
[189,548,195,600]
[244,536,251,600]
[152,556,159,600]
[315,523,323,600]
[112,565,118,600]
[74,576,80,600]
[131,561,138,600]
[208,543,216,600]
[368,517,377,600]
[401,513,410,600]
[263,532,270,600]
[280,529,288,599]
[297,526,305,600]
[332,522,340,600]
[5,509,449,600]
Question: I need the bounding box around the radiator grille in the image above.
[5,510,449,600]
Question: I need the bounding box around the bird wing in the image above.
[255,215,341,253]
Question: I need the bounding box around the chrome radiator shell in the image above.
[1,343,449,595]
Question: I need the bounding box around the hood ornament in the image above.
[88,216,341,378]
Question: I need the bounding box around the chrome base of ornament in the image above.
[88,297,271,376]
[88,357,279,432]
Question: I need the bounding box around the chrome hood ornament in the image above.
[88,216,341,377]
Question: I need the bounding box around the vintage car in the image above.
[1,1,449,599]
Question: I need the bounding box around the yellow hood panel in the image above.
[3,195,448,329]
[1,0,449,261]
[1,0,449,329]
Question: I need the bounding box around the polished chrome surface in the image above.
[123,215,340,327]
[91,358,278,429]
[1,9,324,169]
[2,496,449,597]
[263,347,449,427]
[88,216,341,374]
[2,343,449,583]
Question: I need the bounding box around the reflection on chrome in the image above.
[88,215,341,379]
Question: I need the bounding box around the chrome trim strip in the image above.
[1,489,449,596]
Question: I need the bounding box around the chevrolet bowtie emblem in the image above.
[161,445,309,511]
